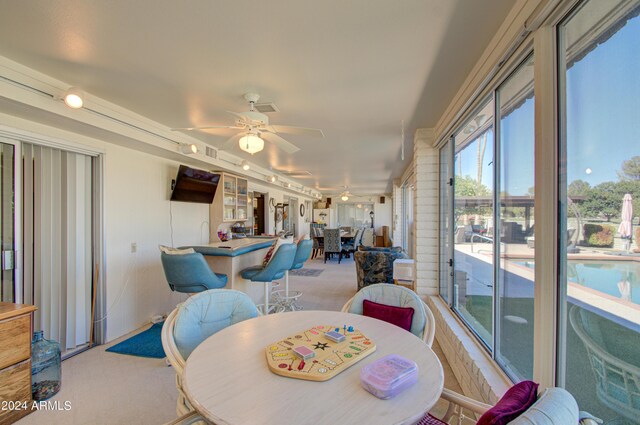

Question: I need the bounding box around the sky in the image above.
[454,12,639,195]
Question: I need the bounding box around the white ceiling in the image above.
[0,0,513,194]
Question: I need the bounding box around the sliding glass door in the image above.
[0,142,15,302]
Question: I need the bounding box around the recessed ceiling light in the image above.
[63,87,84,109]
[179,143,198,154]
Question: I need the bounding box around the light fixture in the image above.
[266,175,277,183]
[357,204,362,208]
[238,133,264,155]
[341,193,349,202]
[63,87,84,109]
[286,183,291,188]
[240,160,250,171]
[179,143,198,154]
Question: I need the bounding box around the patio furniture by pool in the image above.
[618,194,633,251]
[161,289,259,416]
[570,305,640,424]
[423,384,600,424]
[354,246,408,290]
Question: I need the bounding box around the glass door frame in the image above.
[0,137,22,304]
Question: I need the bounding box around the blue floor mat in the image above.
[106,322,165,358]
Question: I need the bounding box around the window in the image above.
[440,54,535,380]
[558,2,640,423]
[495,54,535,381]
[452,97,495,347]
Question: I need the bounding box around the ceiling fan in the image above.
[172,93,324,154]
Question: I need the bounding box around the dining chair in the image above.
[310,223,325,259]
[341,283,435,346]
[323,228,343,263]
[160,248,228,294]
[240,243,296,314]
[161,289,259,416]
[421,383,600,425]
[343,227,362,254]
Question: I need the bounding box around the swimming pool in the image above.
[516,260,639,305]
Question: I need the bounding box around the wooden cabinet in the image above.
[0,303,36,425]
[210,173,249,241]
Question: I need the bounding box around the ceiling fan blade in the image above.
[222,133,243,150]
[171,125,242,131]
[269,125,324,138]
[261,132,300,154]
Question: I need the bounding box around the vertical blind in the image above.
[23,143,93,351]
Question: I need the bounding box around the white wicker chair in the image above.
[570,305,640,424]
[427,387,601,425]
[161,290,261,417]
[341,283,436,346]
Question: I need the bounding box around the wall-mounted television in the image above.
[170,165,220,204]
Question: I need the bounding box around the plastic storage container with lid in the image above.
[360,354,418,399]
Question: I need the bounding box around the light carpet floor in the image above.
[18,256,462,425]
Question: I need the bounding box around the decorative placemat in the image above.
[265,324,376,381]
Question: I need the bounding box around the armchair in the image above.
[425,386,601,425]
[354,246,408,290]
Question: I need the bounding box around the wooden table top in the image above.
[183,311,443,425]
[0,302,36,321]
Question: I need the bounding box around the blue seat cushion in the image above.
[240,266,285,282]
[173,289,258,359]
[215,273,228,285]
[241,265,263,280]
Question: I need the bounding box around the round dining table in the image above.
[183,310,444,425]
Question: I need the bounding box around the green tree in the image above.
[568,179,591,197]
[618,156,640,181]
[455,175,491,197]
[582,182,624,221]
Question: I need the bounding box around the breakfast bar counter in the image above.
[181,237,276,304]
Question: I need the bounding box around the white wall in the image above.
[373,202,392,236]
[103,146,210,341]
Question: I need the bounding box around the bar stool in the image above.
[161,252,228,294]
[240,244,296,314]
[273,239,313,311]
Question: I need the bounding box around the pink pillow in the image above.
[362,299,414,332]
[477,381,539,425]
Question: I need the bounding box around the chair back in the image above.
[291,239,313,270]
[570,306,640,422]
[361,228,374,247]
[251,243,296,282]
[161,252,227,293]
[310,223,325,237]
[324,228,342,253]
[354,247,407,290]
[511,387,579,424]
[352,228,363,248]
[343,283,432,343]
[170,289,258,360]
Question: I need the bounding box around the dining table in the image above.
[182,310,444,425]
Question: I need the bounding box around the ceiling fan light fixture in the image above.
[240,160,250,171]
[63,87,84,109]
[238,134,264,155]
[341,193,349,201]
[179,143,198,154]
